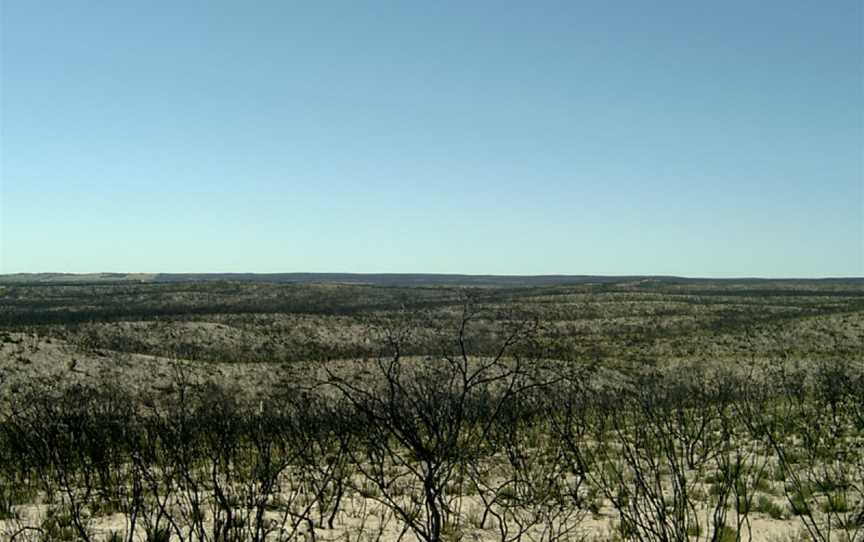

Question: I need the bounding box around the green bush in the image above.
[40,507,80,542]
[755,495,786,519]
[820,494,849,514]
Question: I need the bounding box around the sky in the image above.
[0,1,861,277]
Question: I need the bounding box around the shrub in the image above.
[819,494,849,514]
[755,495,786,520]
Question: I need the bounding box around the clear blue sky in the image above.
[1,1,861,277]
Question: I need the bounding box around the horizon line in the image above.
[2,271,863,282]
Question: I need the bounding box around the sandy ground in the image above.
[0,332,853,541]
[1,490,804,542]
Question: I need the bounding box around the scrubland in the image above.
[0,278,862,541]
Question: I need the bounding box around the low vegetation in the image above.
[0,277,862,540]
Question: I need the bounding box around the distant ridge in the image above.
[1,272,862,287]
